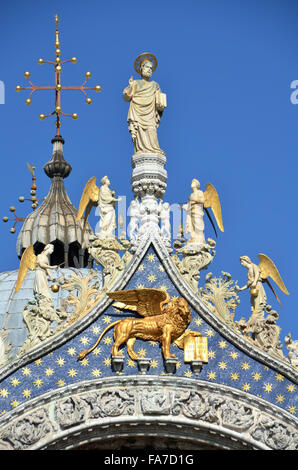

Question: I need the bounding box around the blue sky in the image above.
[0,0,297,346]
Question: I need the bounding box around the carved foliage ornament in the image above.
[0,384,297,450]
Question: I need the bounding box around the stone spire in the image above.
[16,136,93,267]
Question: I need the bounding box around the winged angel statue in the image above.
[182,179,224,244]
[76,176,121,240]
[237,254,289,329]
[77,288,201,362]
[15,244,57,301]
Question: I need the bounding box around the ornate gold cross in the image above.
[16,14,101,136]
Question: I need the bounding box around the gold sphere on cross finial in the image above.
[16,14,101,134]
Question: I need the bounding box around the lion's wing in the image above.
[107,288,170,316]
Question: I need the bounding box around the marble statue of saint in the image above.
[123,53,166,155]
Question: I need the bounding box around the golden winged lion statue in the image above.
[182,179,223,244]
[77,288,194,361]
[237,253,289,326]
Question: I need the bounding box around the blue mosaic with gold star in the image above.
[0,245,297,417]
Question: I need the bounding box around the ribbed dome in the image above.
[16,136,94,267]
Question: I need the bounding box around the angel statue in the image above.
[236,254,289,331]
[123,52,166,156]
[76,176,121,240]
[182,179,224,245]
[15,244,57,301]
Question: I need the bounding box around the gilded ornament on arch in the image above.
[183,333,208,363]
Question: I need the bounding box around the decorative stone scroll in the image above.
[172,238,216,292]
[87,235,133,291]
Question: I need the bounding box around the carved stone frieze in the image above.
[54,396,86,429]
[1,378,295,450]
[251,416,298,450]
[140,388,171,415]
[82,389,135,419]
[0,408,52,450]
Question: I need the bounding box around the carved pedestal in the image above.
[111,356,124,374]
[137,358,151,375]
[190,360,203,375]
[164,358,177,375]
